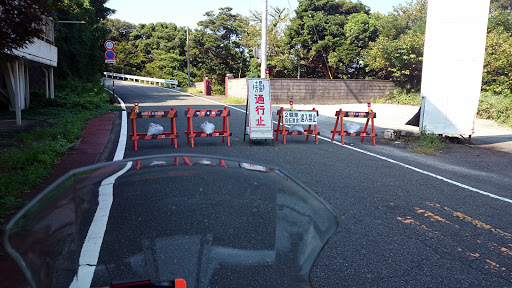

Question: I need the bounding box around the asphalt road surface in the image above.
[102,79,512,287]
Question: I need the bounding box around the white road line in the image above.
[174,89,512,205]
[113,95,127,160]
[69,86,130,287]
[69,162,132,288]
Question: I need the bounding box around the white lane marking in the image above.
[70,162,132,288]
[69,85,130,287]
[113,95,127,161]
[173,89,512,205]
[317,135,512,204]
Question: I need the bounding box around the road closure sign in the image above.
[247,78,273,139]
[283,110,318,125]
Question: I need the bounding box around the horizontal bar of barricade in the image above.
[278,130,320,136]
[186,132,232,137]
[132,133,179,140]
[130,110,178,119]
[184,109,230,117]
[336,111,377,118]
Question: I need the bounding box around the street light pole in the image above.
[260,0,268,79]
[187,26,191,87]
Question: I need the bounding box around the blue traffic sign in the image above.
[105,50,116,60]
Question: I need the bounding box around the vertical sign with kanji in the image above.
[247,79,273,139]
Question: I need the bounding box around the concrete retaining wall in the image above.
[225,78,395,104]
[270,79,395,104]
[226,78,247,98]
[192,81,204,92]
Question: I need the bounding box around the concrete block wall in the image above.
[225,78,395,104]
[192,81,204,93]
[270,79,395,105]
[226,78,247,98]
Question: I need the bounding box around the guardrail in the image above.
[103,72,178,88]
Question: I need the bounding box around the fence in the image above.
[103,72,178,88]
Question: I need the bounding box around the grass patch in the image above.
[182,87,202,94]
[406,131,445,155]
[478,91,512,127]
[374,89,422,106]
[221,97,246,104]
[0,77,114,223]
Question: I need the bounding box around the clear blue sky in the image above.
[106,0,408,28]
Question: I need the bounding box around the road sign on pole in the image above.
[105,50,116,59]
[105,50,116,63]
[104,40,115,50]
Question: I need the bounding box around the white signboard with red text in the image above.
[247,79,273,139]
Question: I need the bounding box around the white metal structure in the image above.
[103,72,178,88]
[419,0,491,135]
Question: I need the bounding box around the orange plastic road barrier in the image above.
[184,107,232,148]
[330,109,377,146]
[129,108,178,150]
[274,107,320,144]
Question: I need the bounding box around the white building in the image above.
[0,16,58,125]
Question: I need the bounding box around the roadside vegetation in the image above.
[0,1,114,224]
[0,80,113,223]
[221,98,246,105]
[409,132,446,155]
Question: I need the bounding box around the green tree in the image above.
[365,30,424,92]
[285,0,369,79]
[0,0,53,53]
[328,12,377,78]
[104,20,191,87]
[192,7,248,91]
[102,18,135,42]
[483,14,512,94]
[242,6,294,78]
[363,0,427,91]
[53,0,114,81]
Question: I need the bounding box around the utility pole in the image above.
[187,26,191,87]
[260,0,268,78]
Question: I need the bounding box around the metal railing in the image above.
[103,72,178,88]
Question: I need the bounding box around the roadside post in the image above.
[245,79,273,146]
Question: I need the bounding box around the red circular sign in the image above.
[104,40,115,50]
[105,50,116,60]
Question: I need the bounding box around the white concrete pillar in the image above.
[13,61,22,125]
[42,66,49,99]
[24,60,30,108]
[49,66,54,99]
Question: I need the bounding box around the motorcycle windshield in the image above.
[4,155,338,288]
